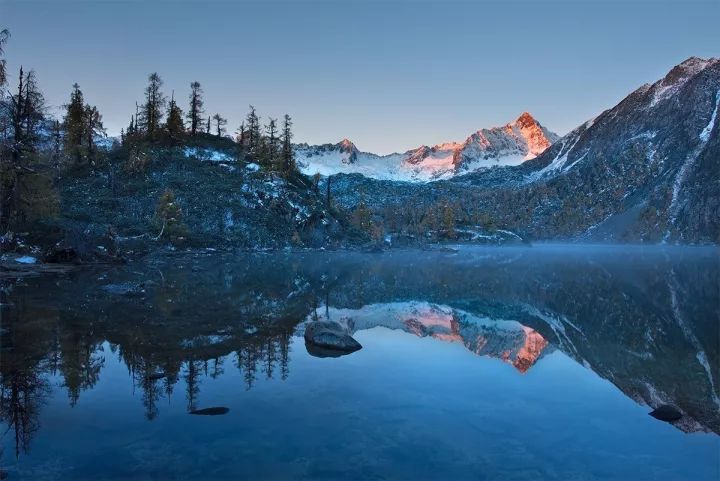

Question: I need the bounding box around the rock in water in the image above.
[101,282,145,297]
[304,320,362,357]
[649,405,683,422]
[44,246,78,264]
[189,407,229,416]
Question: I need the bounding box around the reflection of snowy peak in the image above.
[301,302,551,373]
[295,113,558,182]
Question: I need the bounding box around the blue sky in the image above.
[2,0,718,153]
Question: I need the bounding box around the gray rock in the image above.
[304,320,362,356]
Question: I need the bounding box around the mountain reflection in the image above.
[1,246,718,458]
[301,302,551,373]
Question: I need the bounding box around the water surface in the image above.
[1,245,718,480]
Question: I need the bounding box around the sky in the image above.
[2,0,718,154]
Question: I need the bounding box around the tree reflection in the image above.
[0,244,717,465]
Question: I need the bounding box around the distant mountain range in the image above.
[295,112,559,181]
[326,56,720,243]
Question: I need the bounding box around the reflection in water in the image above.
[0,246,718,477]
[300,302,551,373]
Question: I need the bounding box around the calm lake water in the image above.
[1,245,718,480]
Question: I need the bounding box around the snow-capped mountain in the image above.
[328,56,719,243]
[295,112,559,182]
[518,56,720,242]
[299,301,551,373]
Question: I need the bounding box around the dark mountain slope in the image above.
[329,57,720,244]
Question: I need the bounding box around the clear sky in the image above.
[2,0,718,154]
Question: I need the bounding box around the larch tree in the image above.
[187,81,204,136]
[1,67,57,230]
[138,72,165,139]
[63,83,86,165]
[264,118,278,168]
[245,105,261,157]
[62,83,105,167]
[236,121,246,145]
[83,104,105,164]
[281,114,295,173]
[0,29,8,88]
[212,113,227,137]
[165,92,185,142]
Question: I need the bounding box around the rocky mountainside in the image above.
[517,56,720,242]
[294,113,558,182]
[329,57,720,243]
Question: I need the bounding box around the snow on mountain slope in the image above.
[527,56,720,182]
[295,113,558,182]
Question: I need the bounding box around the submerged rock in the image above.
[649,405,683,422]
[101,282,146,297]
[44,246,78,264]
[189,407,230,416]
[304,320,362,357]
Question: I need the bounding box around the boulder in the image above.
[649,405,683,422]
[45,246,78,264]
[304,320,362,357]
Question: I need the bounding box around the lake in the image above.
[1,245,718,480]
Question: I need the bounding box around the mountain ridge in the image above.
[295,112,559,182]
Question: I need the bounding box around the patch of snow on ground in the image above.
[699,89,720,142]
[15,256,37,264]
[183,147,233,162]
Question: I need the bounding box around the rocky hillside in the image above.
[30,137,348,258]
[329,57,720,244]
[294,113,558,182]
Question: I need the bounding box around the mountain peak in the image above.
[337,138,357,152]
[514,112,538,128]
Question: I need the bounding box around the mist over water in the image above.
[1,245,718,480]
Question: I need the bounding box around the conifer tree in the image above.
[206,116,211,134]
[165,92,185,142]
[138,72,165,139]
[245,105,261,157]
[281,114,295,173]
[83,104,105,164]
[212,113,227,137]
[51,119,61,177]
[236,121,246,145]
[154,189,188,244]
[0,29,8,88]
[62,83,104,166]
[187,81,204,136]
[1,67,56,229]
[63,83,85,165]
[264,118,278,168]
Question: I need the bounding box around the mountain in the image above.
[298,301,552,373]
[294,112,559,182]
[328,56,720,243]
[516,56,720,242]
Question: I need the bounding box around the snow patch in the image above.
[699,89,720,142]
[183,147,233,162]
